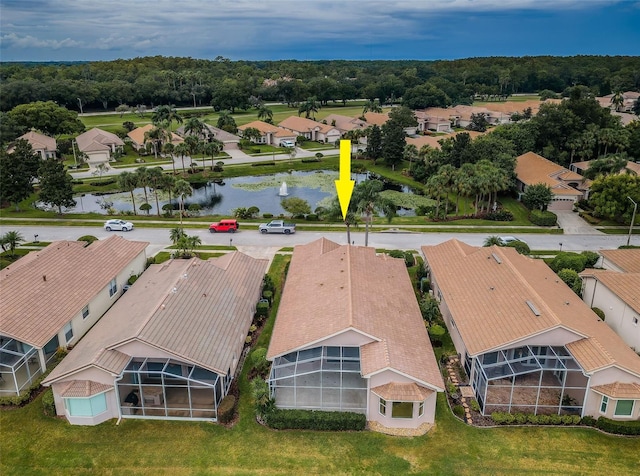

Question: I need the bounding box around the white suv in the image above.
[104,219,134,232]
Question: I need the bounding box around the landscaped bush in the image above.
[256,301,269,318]
[485,210,514,221]
[558,268,582,294]
[127,275,139,285]
[217,395,236,424]
[89,178,117,187]
[301,157,321,163]
[42,389,56,416]
[77,235,98,245]
[403,251,416,267]
[595,417,640,436]
[529,209,557,226]
[428,324,446,346]
[581,251,599,268]
[491,412,581,426]
[264,408,366,431]
[305,214,319,221]
[505,241,530,255]
[453,405,465,418]
[262,290,273,304]
[249,348,270,377]
[550,252,588,273]
[263,213,274,219]
[591,307,606,321]
[251,161,276,166]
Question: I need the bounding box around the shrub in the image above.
[491,412,515,424]
[305,214,319,221]
[218,395,236,424]
[256,301,269,318]
[591,307,605,321]
[404,251,416,267]
[470,399,480,412]
[140,203,153,214]
[127,275,138,285]
[89,178,117,187]
[247,206,260,218]
[262,290,273,304]
[581,251,599,268]
[558,268,582,294]
[262,274,275,294]
[249,348,271,377]
[485,210,514,221]
[263,213,274,219]
[264,408,366,431]
[596,417,640,435]
[251,378,274,416]
[77,235,98,245]
[514,413,528,424]
[529,209,557,226]
[505,241,530,255]
[580,415,597,427]
[251,161,276,167]
[301,157,321,163]
[428,324,446,346]
[42,389,56,416]
[550,252,587,273]
[453,405,465,418]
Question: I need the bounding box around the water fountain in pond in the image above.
[278,181,289,196]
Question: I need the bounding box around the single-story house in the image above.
[597,91,640,113]
[237,120,297,146]
[422,239,640,421]
[42,252,268,425]
[321,114,368,134]
[75,128,125,168]
[0,236,148,396]
[414,110,452,133]
[278,116,342,144]
[515,152,590,210]
[362,111,418,135]
[7,131,57,159]
[570,160,640,177]
[405,130,484,151]
[127,124,184,152]
[267,239,444,431]
[581,249,640,352]
[175,124,240,150]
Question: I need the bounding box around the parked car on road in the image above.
[498,236,527,246]
[209,219,239,233]
[104,219,134,232]
[258,220,296,234]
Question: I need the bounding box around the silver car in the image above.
[104,219,134,232]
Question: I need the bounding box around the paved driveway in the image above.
[555,210,602,235]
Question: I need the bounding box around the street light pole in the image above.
[77,97,83,115]
[627,196,638,247]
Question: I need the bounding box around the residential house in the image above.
[597,91,640,113]
[414,110,452,133]
[127,124,184,152]
[361,111,419,135]
[422,240,640,421]
[322,114,368,134]
[7,131,57,159]
[237,120,296,146]
[278,116,342,144]
[0,236,148,396]
[570,160,640,177]
[267,239,444,431]
[175,124,240,150]
[42,252,268,425]
[75,128,125,169]
[581,249,640,352]
[515,152,590,211]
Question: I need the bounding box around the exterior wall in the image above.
[114,340,176,359]
[583,367,640,420]
[512,327,584,348]
[600,257,625,272]
[582,278,640,351]
[321,130,341,144]
[306,329,375,349]
[548,196,577,211]
[85,150,111,166]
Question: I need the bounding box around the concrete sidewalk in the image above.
[554,210,603,235]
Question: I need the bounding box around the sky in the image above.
[1,0,639,62]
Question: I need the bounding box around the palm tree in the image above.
[610,90,625,112]
[456,163,476,216]
[169,227,186,246]
[146,167,164,216]
[403,144,419,170]
[135,167,150,205]
[117,171,139,215]
[162,142,176,174]
[257,106,273,123]
[363,99,382,114]
[160,173,177,209]
[217,110,237,132]
[183,117,206,139]
[152,104,183,132]
[483,236,502,247]
[184,135,203,168]
[353,180,395,247]
[174,143,190,175]
[144,126,167,160]
[174,179,193,226]
[242,127,262,144]
[203,140,222,171]
[298,97,319,119]
[2,231,24,257]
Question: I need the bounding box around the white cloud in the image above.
[0,32,82,49]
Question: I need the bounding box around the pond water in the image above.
[45,170,425,216]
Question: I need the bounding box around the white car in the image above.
[104,219,134,232]
[498,236,527,246]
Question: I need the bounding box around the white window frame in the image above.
[63,322,74,344]
[614,399,634,417]
[82,305,89,319]
[109,278,117,297]
[418,401,425,417]
[379,398,386,416]
[600,395,608,414]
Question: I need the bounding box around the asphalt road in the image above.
[1,224,634,255]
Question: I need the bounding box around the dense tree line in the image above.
[1,55,639,112]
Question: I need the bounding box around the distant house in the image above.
[597,91,640,113]
[0,236,148,397]
[175,124,240,150]
[581,249,640,352]
[423,239,640,421]
[321,114,368,134]
[414,110,452,133]
[237,120,296,146]
[42,252,268,426]
[515,152,590,211]
[7,131,57,159]
[127,124,184,152]
[75,128,125,168]
[267,239,443,432]
[278,116,341,144]
[570,160,640,177]
[405,130,484,151]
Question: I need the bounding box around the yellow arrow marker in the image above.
[335,140,355,219]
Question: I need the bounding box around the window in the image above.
[109,278,117,297]
[418,401,424,417]
[63,322,74,344]
[391,401,413,419]
[633,317,638,326]
[65,393,107,417]
[614,400,634,417]
[82,305,89,319]
[600,395,608,414]
[379,398,386,415]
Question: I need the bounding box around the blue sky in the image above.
[1,0,638,62]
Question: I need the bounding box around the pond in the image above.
[44,171,432,216]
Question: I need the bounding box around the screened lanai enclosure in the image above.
[269,346,368,412]
[116,357,228,421]
[0,335,58,396]
[466,345,588,416]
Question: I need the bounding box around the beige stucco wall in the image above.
[307,329,375,349]
[583,367,640,420]
[582,277,640,351]
[85,150,111,165]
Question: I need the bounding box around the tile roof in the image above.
[0,236,148,348]
[59,380,113,398]
[591,382,640,399]
[267,239,443,390]
[580,270,640,314]
[237,120,281,134]
[422,240,640,377]
[371,382,434,401]
[362,112,389,126]
[75,128,124,153]
[127,124,183,147]
[515,152,584,196]
[14,131,56,151]
[600,249,640,273]
[278,116,340,135]
[405,131,484,150]
[176,124,239,143]
[322,114,367,132]
[43,252,268,384]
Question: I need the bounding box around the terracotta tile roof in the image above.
[371,382,434,401]
[43,252,268,385]
[362,112,389,126]
[600,249,640,273]
[591,382,640,399]
[59,380,112,398]
[267,239,443,390]
[580,270,640,314]
[127,124,183,147]
[278,116,340,135]
[422,240,640,377]
[322,114,367,132]
[13,130,56,151]
[75,128,124,153]
[0,236,148,348]
[406,131,484,150]
[515,152,584,196]
[176,124,239,143]
[626,161,640,175]
[238,120,281,134]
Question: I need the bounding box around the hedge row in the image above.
[264,408,366,431]
[218,395,236,424]
[529,209,557,226]
[42,388,56,416]
[595,417,640,436]
[491,412,580,425]
[251,161,276,167]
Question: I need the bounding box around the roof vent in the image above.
[491,253,502,264]
[42,275,47,282]
[525,300,540,316]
